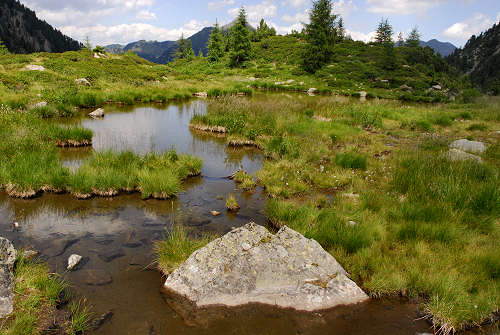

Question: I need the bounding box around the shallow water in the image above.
[0,99,498,334]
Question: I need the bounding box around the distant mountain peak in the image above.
[420,39,457,57]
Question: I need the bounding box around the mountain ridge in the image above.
[0,0,82,53]
[446,22,500,93]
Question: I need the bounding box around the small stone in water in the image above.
[67,254,82,270]
[211,211,221,217]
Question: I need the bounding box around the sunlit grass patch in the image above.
[155,225,213,275]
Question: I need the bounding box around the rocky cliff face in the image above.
[0,0,82,53]
[447,22,500,94]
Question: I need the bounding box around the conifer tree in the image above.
[301,0,339,73]
[177,33,186,59]
[375,18,393,45]
[254,18,276,41]
[0,39,8,55]
[184,39,195,60]
[397,32,404,47]
[229,7,251,67]
[406,27,421,48]
[207,21,225,62]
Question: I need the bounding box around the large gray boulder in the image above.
[450,139,487,154]
[446,149,482,163]
[164,223,368,311]
[0,238,16,318]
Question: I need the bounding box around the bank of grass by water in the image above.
[0,105,202,199]
[187,94,500,333]
[155,225,212,275]
[0,252,91,335]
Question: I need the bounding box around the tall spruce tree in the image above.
[406,27,421,48]
[177,33,187,59]
[397,32,404,46]
[302,0,339,73]
[207,21,225,62]
[375,18,393,45]
[184,39,195,60]
[229,7,251,67]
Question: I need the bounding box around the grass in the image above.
[226,194,240,211]
[0,251,91,335]
[232,170,257,190]
[189,94,500,333]
[154,224,213,275]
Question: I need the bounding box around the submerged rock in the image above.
[164,223,368,311]
[0,238,16,318]
[84,269,113,286]
[450,139,487,154]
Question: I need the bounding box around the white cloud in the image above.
[346,29,376,43]
[443,13,493,41]
[335,0,357,17]
[283,0,308,8]
[229,1,278,23]
[62,20,206,46]
[20,0,156,27]
[208,0,235,10]
[281,10,309,23]
[136,10,157,20]
[497,12,500,22]
[366,0,447,15]
[269,22,305,35]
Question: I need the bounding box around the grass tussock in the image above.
[232,170,257,190]
[154,225,213,275]
[0,252,92,335]
[226,194,240,211]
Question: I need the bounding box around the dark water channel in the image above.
[0,99,497,334]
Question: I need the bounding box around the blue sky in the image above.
[20,0,500,47]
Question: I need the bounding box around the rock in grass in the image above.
[446,149,482,163]
[75,78,91,86]
[0,238,16,318]
[164,223,368,311]
[67,254,82,271]
[25,64,45,71]
[194,92,208,98]
[89,108,105,118]
[450,139,487,154]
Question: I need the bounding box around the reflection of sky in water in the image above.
[79,101,263,177]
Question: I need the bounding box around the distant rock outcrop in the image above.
[0,0,82,53]
[164,223,368,311]
[447,22,500,93]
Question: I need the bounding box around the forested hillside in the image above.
[0,0,81,53]
[447,22,500,94]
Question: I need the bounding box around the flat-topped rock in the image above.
[164,223,368,311]
[450,139,487,154]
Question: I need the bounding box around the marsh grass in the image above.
[233,170,257,190]
[226,194,240,211]
[197,96,500,332]
[154,224,212,275]
[0,251,91,335]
